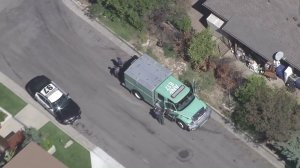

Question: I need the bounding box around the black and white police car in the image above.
[26,75,81,125]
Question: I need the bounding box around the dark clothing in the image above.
[113,66,120,78]
[116,57,123,67]
[154,107,164,125]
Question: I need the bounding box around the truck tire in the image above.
[176,119,188,130]
[132,90,143,100]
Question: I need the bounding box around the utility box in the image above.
[124,55,172,105]
[286,74,300,91]
[206,13,224,38]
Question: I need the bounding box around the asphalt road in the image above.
[0,0,274,168]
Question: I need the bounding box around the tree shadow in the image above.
[111,58,119,67]
[149,108,157,120]
[107,58,120,80]
[88,0,97,4]
[108,56,138,85]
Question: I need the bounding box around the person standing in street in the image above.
[113,66,120,78]
[116,57,123,67]
[154,106,165,125]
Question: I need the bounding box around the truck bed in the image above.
[124,54,172,93]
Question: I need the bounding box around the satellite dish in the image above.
[275,51,284,61]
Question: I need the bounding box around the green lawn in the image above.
[0,83,26,116]
[39,122,91,168]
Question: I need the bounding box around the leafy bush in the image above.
[22,127,42,148]
[0,110,7,122]
[91,0,171,31]
[234,75,266,105]
[169,12,191,32]
[188,28,216,71]
[179,65,215,92]
[163,43,176,58]
[232,75,300,142]
[272,132,300,168]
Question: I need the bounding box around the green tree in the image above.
[232,75,300,142]
[273,131,300,168]
[169,10,191,32]
[22,127,42,148]
[234,75,266,104]
[92,0,171,31]
[188,28,216,71]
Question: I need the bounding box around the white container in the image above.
[284,66,293,83]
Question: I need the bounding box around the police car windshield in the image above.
[175,90,195,111]
[53,94,70,109]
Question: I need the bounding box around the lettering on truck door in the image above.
[165,82,179,95]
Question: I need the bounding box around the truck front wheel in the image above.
[132,90,143,100]
[176,120,188,130]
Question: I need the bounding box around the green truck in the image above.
[119,54,211,131]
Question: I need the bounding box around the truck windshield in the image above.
[175,90,195,111]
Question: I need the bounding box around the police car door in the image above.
[36,93,54,115]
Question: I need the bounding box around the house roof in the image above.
[4,142,67,168]
[203,0,300,70]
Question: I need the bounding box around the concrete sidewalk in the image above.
[0,104,48,138]
[0,71,124,168]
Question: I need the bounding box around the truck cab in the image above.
[122,54,211,130]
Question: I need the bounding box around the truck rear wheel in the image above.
[176,120,188,130]
[132,90,143,100]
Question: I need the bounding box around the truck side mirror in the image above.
[154,100,162,109]
[183,80,194,93]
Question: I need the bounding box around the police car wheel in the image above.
[132,90,142,100]
[176,120,186,130]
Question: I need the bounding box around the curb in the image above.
[68,0,142,56]
[0,107,12,126]
[0,71,123,168]
[207,103,285,168]
[66,1,285,168]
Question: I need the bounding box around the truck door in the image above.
[165,101,177,121]
[156,93,165,108]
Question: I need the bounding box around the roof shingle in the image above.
[203,0,300,69]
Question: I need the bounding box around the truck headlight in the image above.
[189,121,195,126]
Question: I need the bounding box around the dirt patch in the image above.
[76,0,90,8]
[140,36,188,78]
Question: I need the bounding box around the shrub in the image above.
[163,43,176,58]
[22,127,42,148]
[169,13,191,32]
[179,65,215,92]
[232,75,300,142]
[0,110,7,122]
[188,28,216,71]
